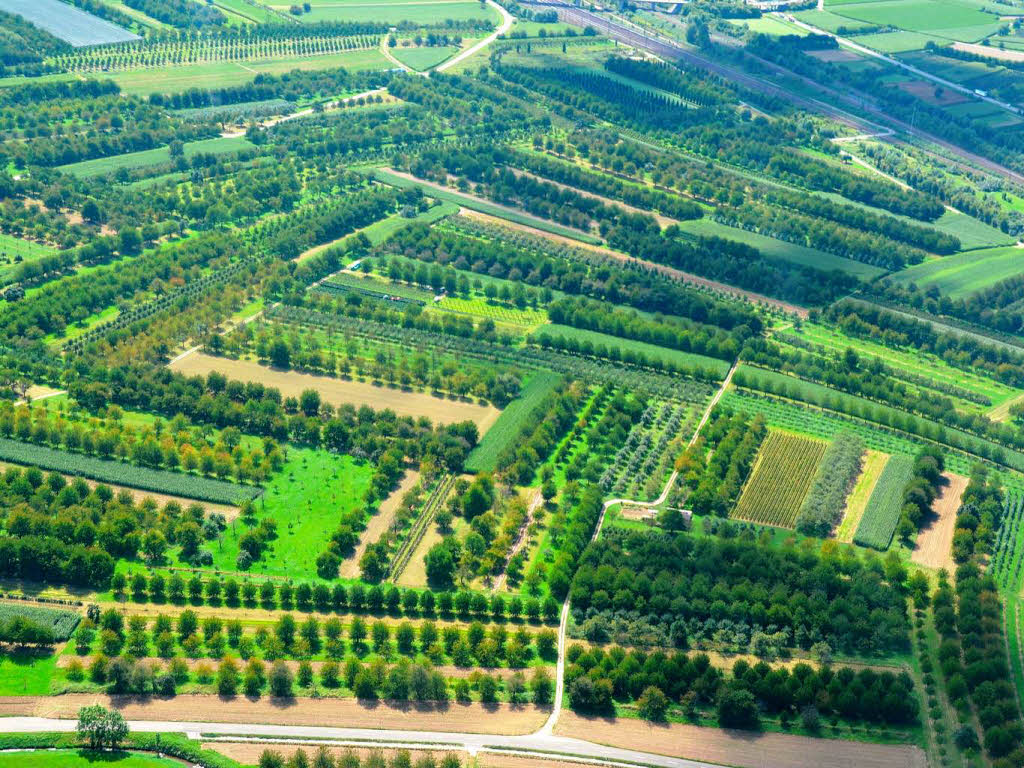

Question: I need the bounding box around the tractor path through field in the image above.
[220,88,388,139]
[457,208,807,317]
[341,470,421,579]
[492,488,544,592]
[539,361,738,738]
[436,0,514,72]
[912,472,968,572]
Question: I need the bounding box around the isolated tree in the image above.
[76,705,128,749]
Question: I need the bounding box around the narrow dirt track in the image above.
[341,470,421,579]
[912,472,968,572]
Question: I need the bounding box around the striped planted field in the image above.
[853,453,915,549]
[731,430,827,528]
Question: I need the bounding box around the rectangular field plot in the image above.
[58,136,255,178]
[827,0,994,33]
[732,430,827,528]
[0,0,139,46]
[853,453,915,549]
[674,218,886,280]
[891,245,1024,298]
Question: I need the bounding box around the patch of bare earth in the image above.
[11,694,550,734]
[954,41,1024,62]
[896,80,968,106]
[341,470,421,578]
[169,352,500,428]
[555,713,926,768]
[912,472,968,572]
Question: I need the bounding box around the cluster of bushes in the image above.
[571,529,911,655]
[795,432,864,537]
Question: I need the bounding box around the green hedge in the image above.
[0,732,243,768]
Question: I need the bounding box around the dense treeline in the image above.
[571,529,911,655]
[567,643,917,726]
[604,56,733,106]
[124,0,224,28]
[895,447,944,543]
[494,62,716,132]
[0,10,70,67]
[387,223,762,333]
[932,466,1023,765]
[821,301,1024,389]
[612,225,859,307]
[756,188,959,254]
[548,296,739,361]
[677,411,765,516]
[497,380,583,484]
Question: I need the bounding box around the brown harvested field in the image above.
[807,48,862,63]
[170,352,501,429]
[340,470,421,579]
[8,694,550,734]
[206,743,592,768]
[555,713,926,768]
[912,472,968,572]
[896,80,968,106]
[954,41,1024,62]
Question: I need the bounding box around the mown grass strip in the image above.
[465,371,562,473]
[0,437,260,504]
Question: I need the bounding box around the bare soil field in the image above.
[896,80,968,106]
[807,48,862,63]
[458,210,808,317]
[554,713,926,768]
[954,41,1024,62]
[170,353,500,429]
[341,470,421,579]
[912,472,968,572]
[5,694,550,734]
[206,743,592,768]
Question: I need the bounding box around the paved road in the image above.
[0,717,721,768]
[437,0,514,72]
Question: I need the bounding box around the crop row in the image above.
[993,492,1024,592]
[0,437,260,504]
[853,455,915,550]
[389,474,454,582]
[794,432,865,537]
[732,431,827,528]
[0,603,80,641]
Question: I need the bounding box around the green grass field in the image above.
[204,447,372,579]
[892,245,1024,297]
[0,753,183,768]
[58,137,255,179]
[390,45,460,71]
[0,233,56,282]
[465,371,562,472]
[98,49,389,95]
[828,0,996,35]
[793,9,879,32]
[848,30,942,52]
[213,0,280,22]
[729,17,808,35]
[0,649,58,695]
[675,218,887,279]
[537,324,733,377]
